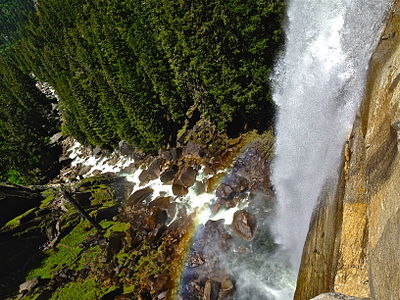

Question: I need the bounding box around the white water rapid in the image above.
[271,0,392,272]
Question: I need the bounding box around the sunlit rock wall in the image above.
[295,1,400,299]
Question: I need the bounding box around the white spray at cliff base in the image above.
[271,0,392,270]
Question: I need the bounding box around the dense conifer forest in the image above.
[0,0,285,183]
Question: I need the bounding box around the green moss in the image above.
[104,221,130,238]
[49,278,106,300]
[2,208,36,230]
[39,190,58,209]
[90,187,114,208]
[25,220,96,280]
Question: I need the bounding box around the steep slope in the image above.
[295,1,400,299]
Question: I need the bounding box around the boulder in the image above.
[177,167,197,187]
[216,183,235,200]
[203,280,220,300]
[160,165,178,184]
[127,187,153,205]
[79,166,92,176]
[172,183,188,196]
[219,277,234,297]
[146,208,168,230]
[118,140,135,156]
[93,146,102,156]
[183,142,204,157]
[170,147,183,160]
[231,210,257,241]
[139,158,163,184]
[149,196,176,219]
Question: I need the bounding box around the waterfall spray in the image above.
[271,0,392,270]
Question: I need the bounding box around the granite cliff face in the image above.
[295,1,400,299]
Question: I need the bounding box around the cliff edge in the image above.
[295,1,400,299]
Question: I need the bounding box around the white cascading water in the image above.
[271,0,392,271]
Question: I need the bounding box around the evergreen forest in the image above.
[0,0,285,183]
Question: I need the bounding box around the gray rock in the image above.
[118,140,135,156]
[50,132,63,144]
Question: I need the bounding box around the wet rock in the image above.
[120,163,136,174]
[127,187,153,205]
[147,209,168,230]
[79,166,92,176]
[170,147,183,161]
[160,165,178,184]
[92,170,102,176]
[206,173,225,193]
[203,280,220,300]
[172,182,188,196]
[108,154,120,166]
[160,147,182,161]
[231,210,257,241]
[149,197,176,219]
[236,176,249,193]
[216,183,235,200]
[19,277,40,294]
[188,252,205,268]
[148,158,163,178]
[139,158,163,184]
[183,141,205,157]
[118,140,135,156]
[93,146,102,156]
[219,277,235,297]
[178,167,198,187]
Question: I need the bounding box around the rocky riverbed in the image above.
[0,121,283,300]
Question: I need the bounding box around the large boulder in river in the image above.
[177,167,197,187]
[172,183,188,196]
[231,210,257,241]
[139,158,164,184]
[160,165,178,184]
[126,187,153,206]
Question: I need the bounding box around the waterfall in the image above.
[271,0,392,270]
